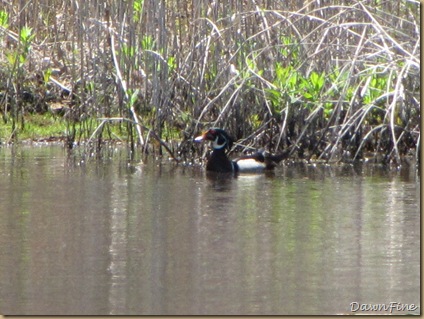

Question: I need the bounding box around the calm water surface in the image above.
[0,145,420,315]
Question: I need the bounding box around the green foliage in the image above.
[20,26,34,45]
[0,10,8,28]
[204,64,218,83]
[267,63,327,114]
[6,26,35,70]
[133,0,144,22]
[249,114,261,130]
[141,35,155,50]
[43,68,52,83]
[361,74,389,105]
[280,36,301,65]
[307,72,325,96]
[129,89,140,108]
[0,1,418,162]
[0,113,67,141]
[297,71,325,103]
[121,44,136,58]
[167,56,176,73]
[86,81,95,95]
[162,122,181,140]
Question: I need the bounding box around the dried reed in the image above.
[0,0,420,165]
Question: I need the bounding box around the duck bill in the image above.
[194,133,206,143]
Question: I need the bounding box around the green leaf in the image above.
[6,52,17,66]
[130,89,140,107]
[246,57,256,70]
[19,54,26,64]
[133,0,144,21]
[20,26,34,43]
[141,35,154,50]
[43,68,52,83]
[309,71,325,91]
[121,44,135,58]
[275,63,291,83]
[266,88,282,104]
[303,92,313,99]
[287,72,298,88]
[167,56,176,72]
[0,10,8,28]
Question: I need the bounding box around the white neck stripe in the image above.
[212,136,227,149]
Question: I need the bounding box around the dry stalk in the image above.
[110,33,144,147]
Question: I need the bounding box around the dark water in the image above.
[0,145,420,315]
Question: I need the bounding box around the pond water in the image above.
[0,144,420,315]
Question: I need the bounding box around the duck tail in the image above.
[266,149,290,163]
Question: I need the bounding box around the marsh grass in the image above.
[0,0,420,165]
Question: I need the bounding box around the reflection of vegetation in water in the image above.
[0,1,420,165]
[232,166,419,309]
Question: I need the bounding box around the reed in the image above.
[0,0,420,165]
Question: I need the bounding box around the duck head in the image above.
[194,128,234,151]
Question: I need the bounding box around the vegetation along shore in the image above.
[0,0,420,166]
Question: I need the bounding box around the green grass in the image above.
[0,1,419,164]
[0,114,136,142]
[0,114,67,141]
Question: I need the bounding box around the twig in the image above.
[110,33,145,147]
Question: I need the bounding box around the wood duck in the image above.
[195,128,289,173]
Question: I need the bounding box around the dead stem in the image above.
[0,0,419,165]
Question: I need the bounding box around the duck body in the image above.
[206,146,237,173]
[195,128,288,173]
